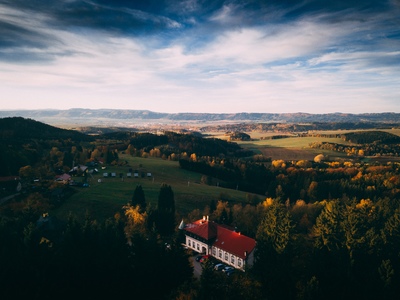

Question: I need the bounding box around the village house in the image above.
[68,165,88,176]
[55,173,72,184]
[181,216,256,270]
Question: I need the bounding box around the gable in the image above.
[184,219,217,241]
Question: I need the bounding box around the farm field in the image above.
[51,129,400,221]
[238,135,354,160]
[308,128,400,136]
[51,154,261,222]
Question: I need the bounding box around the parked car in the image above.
[199,255,210,263]
[195,255,203,262]
[225,268,236,276]
[222,266,234,273]
[214,263,226,271]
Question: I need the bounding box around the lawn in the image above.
[237,136,353,160]
[51,154,261,221]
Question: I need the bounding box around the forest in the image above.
[0,117,400,299]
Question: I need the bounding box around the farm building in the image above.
[55,173,71,184]
[69,165,88,176]
[181,217,256,270]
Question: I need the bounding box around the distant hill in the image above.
[342,131,400,144]
[0,109,399,126]
[0,117,93,176]
[0,117,92,141]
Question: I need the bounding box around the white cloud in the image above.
[209,5,234,23]
[0,4,399,113]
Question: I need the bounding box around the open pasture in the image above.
[52,154,260,221]
[238,135,353,160]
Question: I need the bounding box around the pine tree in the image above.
[131,185,146,212]
[313,200,344,252]
[254,199,294,299]
[155,183,175,236]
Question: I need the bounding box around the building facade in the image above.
[182,217,256,270]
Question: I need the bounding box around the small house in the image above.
[55,173,71,184]
[69,165,88,176]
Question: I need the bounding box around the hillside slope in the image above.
[0,117,92,141]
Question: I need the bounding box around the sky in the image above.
[0,0,399,114]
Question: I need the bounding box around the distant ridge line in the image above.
[0,109,399,124]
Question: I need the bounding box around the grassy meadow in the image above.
[51,154,260,221]
[206,130,356,160]
[238,136,353,160]
[52,128,400,221]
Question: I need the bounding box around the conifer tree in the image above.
[131,184,146,212]
[155,183,175,236]
[254,199,294,299]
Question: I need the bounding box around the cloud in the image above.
[0,0,399,113]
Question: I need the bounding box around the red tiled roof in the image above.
[184,219,217,240]
[185,219,256,260]
[213,225,256,260]
[55,173,71,181]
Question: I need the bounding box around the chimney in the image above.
[207,215,209,221]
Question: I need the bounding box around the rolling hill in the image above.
[0,109,399,127]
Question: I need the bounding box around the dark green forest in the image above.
[1,117,400,299]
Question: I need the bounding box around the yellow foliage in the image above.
[272,160,286,168]
[314,154,325,163]
[40,237,53,247]
[329,161,341,168]
[263,198,275,207]
[123,204,147,238]
[356,199,373,209]
[352,171,363,181]
[343,161,353,167]
[296,160,312,168]
[124,205,146,225]
[294,199,306,207]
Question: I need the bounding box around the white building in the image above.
[182,217,256,270]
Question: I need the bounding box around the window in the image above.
[238,259,242,267]
[219,250,222,258]
[188,240,191,247]
[225,252,228,261]
[231,256,235,264]
[212,247,216,256]
[197,244,200,250]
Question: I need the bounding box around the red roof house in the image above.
[183,216,256,270]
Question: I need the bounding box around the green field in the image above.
[51,154,261,221]
[52,129,398,221]
[236,135,353,160]
[205,130,357,160]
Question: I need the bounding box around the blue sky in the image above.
[0,0,399,113]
